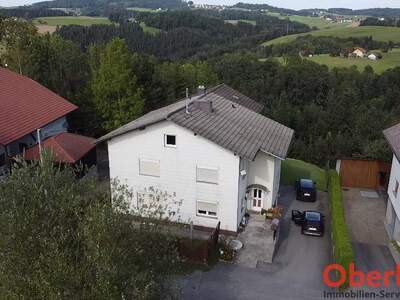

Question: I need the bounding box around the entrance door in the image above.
[252,189,263,211]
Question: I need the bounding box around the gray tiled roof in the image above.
[97,84,294,160]
[383,123,400,160]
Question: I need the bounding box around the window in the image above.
[196,165,218,184]
[394,180,399,198]
[0,153,5,167]
[164,134,176,147]
[139,159,160,177]
[197,201,218,218]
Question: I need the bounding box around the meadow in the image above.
[266,12,349,30]
[33,16,112,26]
[307,49,400,74]
[264,26,400,46]
[33,16,160,35]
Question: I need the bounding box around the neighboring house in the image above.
[383,123,400,246]
[98,84,294,234]
[352,47,367,58]
[24,132,96,167]
[368,53,378,61]
[0,68,77,176]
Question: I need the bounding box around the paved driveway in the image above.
[342,188,397,290]
[179,186,333,300]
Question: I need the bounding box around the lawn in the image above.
[307,49,400,74]
[281,158,327,191]
[264,26,400,46]
[33,16,112,26]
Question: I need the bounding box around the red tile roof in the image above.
[24,132,96,164]
[0,68,78,146]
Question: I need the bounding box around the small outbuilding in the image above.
[336,158,391,190]
[24,132,96,167]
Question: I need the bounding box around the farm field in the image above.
[225,19,256,25]
[266,12,349,30]
[126,7,162,12]
[33,16,160,35]
[307,49,400,74]
[264,26,400,46]
[139,22,161,35]
[33,16,112,26]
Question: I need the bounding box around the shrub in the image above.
[328,170,355,290]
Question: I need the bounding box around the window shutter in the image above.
[139,159,160,177]
[196,166,218,184]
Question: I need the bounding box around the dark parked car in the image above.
[295,179,317,202]
[292,210,325,237]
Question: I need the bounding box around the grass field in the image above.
[281,159,327,191]
[225,19,256,25]
[264,26,400,46]
[139,22,161,35]
[266,12,348,30]
[33,16,112,26]
[33,16,160,35]
[307,49,400,74]
[126,7,162,13]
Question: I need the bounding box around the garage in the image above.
[336,158,391,190]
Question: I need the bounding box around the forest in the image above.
[1,10,400,167]
[58,10,309,59]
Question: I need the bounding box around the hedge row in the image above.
[328,170,355,289]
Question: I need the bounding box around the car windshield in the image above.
[300,179,314,189]
[305,212,321,221]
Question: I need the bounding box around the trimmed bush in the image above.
[328,170,355,289]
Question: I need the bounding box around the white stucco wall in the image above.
[7,117,68,157]
[247,151,280,210]
[107,120,241,232]
[387,154,400,237]
[388,155,400,218]
[237,158,250,225]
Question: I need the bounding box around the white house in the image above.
[368,53,378,61]
[0,68,77,176]
[98,84,294,234]
[352,47,367,58]
[383,124,400,246]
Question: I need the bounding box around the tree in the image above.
[91,38,144,132]
[0,155,180,299]
[0,18,37,74]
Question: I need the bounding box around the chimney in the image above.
[185,88,190,114]
[198,85,206,95]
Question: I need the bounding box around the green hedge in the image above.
[328,170,355,289]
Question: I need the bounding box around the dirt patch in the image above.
[36,25,57,34]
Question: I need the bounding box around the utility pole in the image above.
[37,128,42,164]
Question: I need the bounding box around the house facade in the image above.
[99,84,293,234]
[383,124,400,246]
[0,67,78,176]
[352,47,367,58]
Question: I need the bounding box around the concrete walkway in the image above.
[235,213,275,267]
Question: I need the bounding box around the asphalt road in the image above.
[179,186,334,300]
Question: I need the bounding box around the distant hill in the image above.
[32,0,187,10]
[234,3,400,18]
